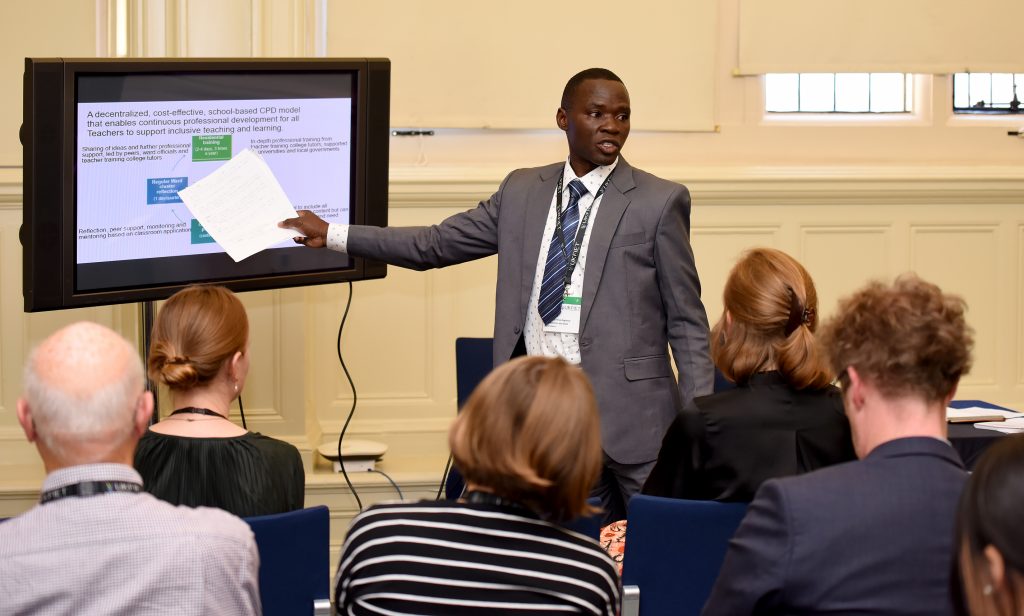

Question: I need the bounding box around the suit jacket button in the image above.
[513,325,521,334]
[580,337,592,347]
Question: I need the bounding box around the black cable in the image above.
[237,393,247,430]
[336,281,362,511]
[436,454,453,500]
[368,469,404,500]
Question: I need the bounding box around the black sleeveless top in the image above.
[134,430,304,518]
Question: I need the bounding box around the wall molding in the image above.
[7,164,1024,211]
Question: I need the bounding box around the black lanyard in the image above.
[171,407,228,420]
[553,172,613,297]
[40,480,142,504]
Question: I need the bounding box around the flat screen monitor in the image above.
[22,57,390,312]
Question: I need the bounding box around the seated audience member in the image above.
[0,322,260,615]
[644,248,855,501]
[956,434,1024,616]
[134,285,304,517]
[334,356,620,615]
[703,274,973,616]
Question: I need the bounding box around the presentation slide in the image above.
[76,97,351,264]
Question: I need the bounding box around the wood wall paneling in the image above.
[911,225,1001,387]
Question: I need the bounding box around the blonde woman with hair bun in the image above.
[133,285,304,517]
[643,248,855,501]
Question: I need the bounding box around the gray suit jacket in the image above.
[346,158,713,463]
[703,437,967,616]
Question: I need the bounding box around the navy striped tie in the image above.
[539,179,588,325]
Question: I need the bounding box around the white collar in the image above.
[562,157,618,196]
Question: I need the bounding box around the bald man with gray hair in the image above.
[0,322,262,616]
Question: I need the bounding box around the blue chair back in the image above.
[455,337,494,408]
[622,495,747,616]
[244,506,330,616]
[447,337,494,499]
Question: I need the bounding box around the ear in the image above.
[16,398,37,443]
[229,350,244,381]
[556,107,568,132]
[845,366,866,412]
[984,544,1006,590]
[134,390,154,436]
[724,310,733,331]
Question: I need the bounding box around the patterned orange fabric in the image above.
[600,519,628,575]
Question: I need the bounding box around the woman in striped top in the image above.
[334,356,621,615]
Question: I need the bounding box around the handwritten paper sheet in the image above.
[178,149,300,262]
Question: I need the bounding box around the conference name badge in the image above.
[544,296,582,334]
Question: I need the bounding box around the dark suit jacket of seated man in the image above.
[703,437,965,615]
[281,68,714,521]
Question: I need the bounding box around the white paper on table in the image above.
[178,148,301,262]
[946,407,1023,422]
[975,417,1024,434]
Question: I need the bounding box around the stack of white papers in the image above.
[975,417,1024,435]
[946,407,1022,422]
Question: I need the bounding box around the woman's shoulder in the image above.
[137,429,300,460]
[246,431,299,449]
[349,500,615,562]
[245,432,302,461]
[693,377,845,427]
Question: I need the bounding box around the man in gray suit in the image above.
[282,68,713,521]
[703,274,973,616]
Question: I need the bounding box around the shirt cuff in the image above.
[326,224,350,253]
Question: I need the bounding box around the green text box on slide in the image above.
[192,135,232,162]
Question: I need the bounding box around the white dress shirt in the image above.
[522,158,617,364]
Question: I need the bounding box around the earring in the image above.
[983,584,993,596]
[234,382,239,394]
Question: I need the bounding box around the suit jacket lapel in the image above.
[581,160,635,333]
[520,163,562,321]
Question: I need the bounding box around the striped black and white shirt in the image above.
[334,500,621,615]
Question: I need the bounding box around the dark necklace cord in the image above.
[170,407,229,420]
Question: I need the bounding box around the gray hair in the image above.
[22,323,144,456]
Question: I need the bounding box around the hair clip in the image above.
[784,286,805,336]
[802,306,815,326]
[165,355,191,365]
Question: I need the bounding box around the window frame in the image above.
[759,73,929,127]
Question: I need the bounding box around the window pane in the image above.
[799,73,835,112]
[905,74,914,111]
[953,73,970,108]
[991,73,1014,108]
[765,73,800,112]
[969,73,992,107]
[835,73,869,111]
[870,73,905,112]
